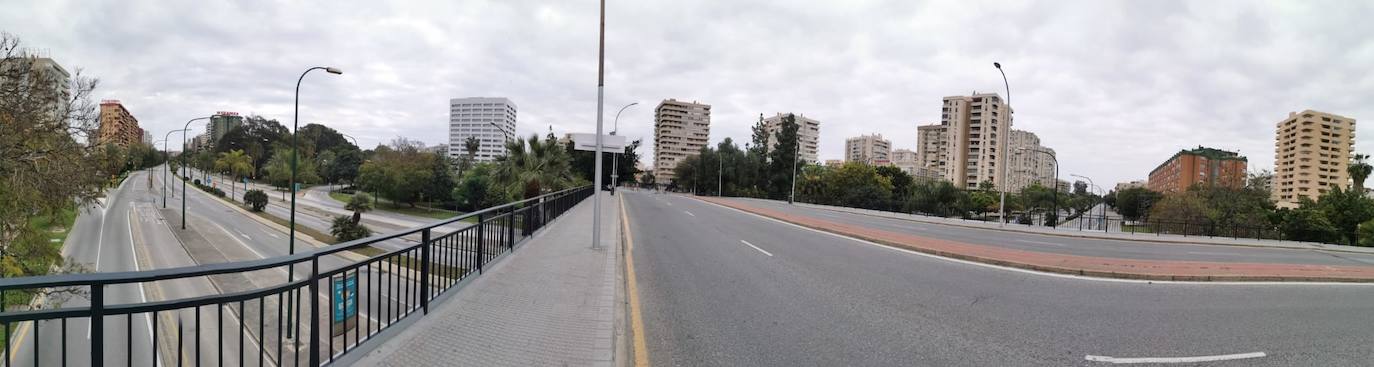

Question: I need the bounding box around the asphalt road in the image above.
[729,197,1374,266]
[623,191,1374,366]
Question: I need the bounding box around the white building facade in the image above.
[449,97,517,162]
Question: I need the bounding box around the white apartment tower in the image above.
[1006,129,1057,191]
[449,97,517,162]
[763,113,821,164]
[654,99,711,185]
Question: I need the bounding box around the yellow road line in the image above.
[620,195,650,367]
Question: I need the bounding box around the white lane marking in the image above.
[1015,239,1066,247]
[210,220,270,259]
[689,197,1374,286]
[739,240,774,257]
[1085,352,1266,364]
[127,210,165,367]
[684,210,695,217]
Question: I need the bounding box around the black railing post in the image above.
[308,256,321,367]
[476,213,485,274]
[507,206,516,250]
[90,284,104,366]
[420,228,432,315]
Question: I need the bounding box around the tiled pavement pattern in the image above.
[357,194,620,366]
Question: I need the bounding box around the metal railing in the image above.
[0,185,593,366]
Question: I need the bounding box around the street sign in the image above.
[331,273,358,336]
[569,133,626,152]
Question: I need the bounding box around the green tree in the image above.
[0,33,104,279]
[346,193,373,224]
[766,114,802,199]
[1115,187,1162,222]
[214,149,253,201]
[1350,153,1371,192]
[1312,186,1374,246]
[876,165,915,200]
[494,134,575,200]
[424,154,456,206]
[243,189,268,212]
[263,147,320,189]
[1280,205,1339,243]
[453,163,502,211]
[355,139,434,206]
[330,215,372,242]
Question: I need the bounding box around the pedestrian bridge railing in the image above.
[0,185,593,366]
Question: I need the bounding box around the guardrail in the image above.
[0,185,593,366]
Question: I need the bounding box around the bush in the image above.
[1358,219,1374,247]
[244,189,268,212]
[330,215,372,242]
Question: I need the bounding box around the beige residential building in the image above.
[97,100,142,148]
[845,134,891,164]
[1115,180,1146,192]
[913,93,1013,189]
[763,113,820,163]
[823,159,844,167]
[1273,109,1356,208]
[891,148,918,172]
[915,124,948,180]
[653,99,711,185]
[1006,129,1057,191]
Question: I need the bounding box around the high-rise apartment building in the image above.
[1,57,70,122]
[1147,146,1248,194]
[142,128,153,145]
[1273,110,1355,208]
[940,93,1011,189]
[891,148,918,172]
[915,124,948,180]
[913,93,1013,189]
[207,112,244,147]
[97,100,142,148]
[448,97,517,162]
[845,134,891,164]
[762,113,820,163]
[654,99,711,185]
[1006,129,1057,191]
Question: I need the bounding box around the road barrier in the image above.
[0,186,593,366]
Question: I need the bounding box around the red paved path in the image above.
[699,197,1374,283]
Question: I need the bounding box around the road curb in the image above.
[698,197,1374,284]
[173,173,368,262]
[766,199,1374,256]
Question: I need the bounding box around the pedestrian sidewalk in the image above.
[724,197,1374,255]
[701,196,1374,282]
[355,194,621,366]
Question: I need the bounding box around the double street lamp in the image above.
[161,129,187,208]
[1017,147,1059,228]
[1070,173,1107,230]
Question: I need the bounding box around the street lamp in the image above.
[610,102,638,195]
[1070,174,1108,231]
[289,66,341,343]
[161,129,187,208]
[181,117,211,230]
[788,126,800,204]
[994,62,1013,227]
[1017,147,1058,228]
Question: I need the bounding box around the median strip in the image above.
[696,197,1374,283]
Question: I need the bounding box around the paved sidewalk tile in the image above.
[356,194,620,367]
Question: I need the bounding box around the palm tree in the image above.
[464,136,481,158]
[346,192,373,224]
[1350,154,1372,193]
[494,134,574,200]
[214,149,254,201]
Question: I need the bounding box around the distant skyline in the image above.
[4,0,1372,187]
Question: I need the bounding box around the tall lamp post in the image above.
[1071,173,1106,230]
[161,129,187,208]
[1018,147,1058,228]
[591,0,607,250]
[788,127,800,204]
[288,66,341,344]
[181,117,211,230]
[610,102,638,195]
[994,62,1012,227]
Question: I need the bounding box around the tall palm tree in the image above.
[214,149,254,201]
[346,192,373,224]
[1351,153,1372,192]
[494,134,574,200]
[464,136,481,158]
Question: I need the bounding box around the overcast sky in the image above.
[5,0,1373,187]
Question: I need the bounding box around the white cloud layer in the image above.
[5,0,1373,187]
